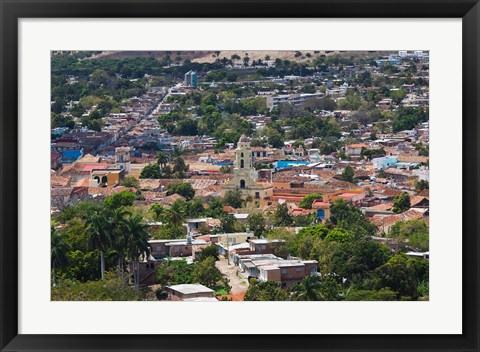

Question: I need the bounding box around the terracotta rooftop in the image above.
[410,196,429,207]
[416,189,429,198]
[346,143,368,149]
[51,176,71,188]
[87,186,136,196]
[77,154,101,163]
[223,205,238,214]
[365,203,393,211]
[371,209,425,228]
[312,200,330,208]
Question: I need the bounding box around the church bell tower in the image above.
[233,134,256,190]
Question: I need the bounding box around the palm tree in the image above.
[172,146,184,158]
[155,152,169,171]
[172,156,189,178]
[125,214,150,291]
[290,276,324,301]
[51,226,70,286]
[163,200,186,228]
[106,207,130,276]
[85,211,111,280]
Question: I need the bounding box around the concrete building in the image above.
[372,156,398,170]
[149,237,207,259]
[265,92,324,110]
[345,143,368,157]
[235,253,318,287]
[184,70,198,88]
[166,284,216,301]
[89,168,125,187]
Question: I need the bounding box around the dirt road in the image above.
[216,257,248,295]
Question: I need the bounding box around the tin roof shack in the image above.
[185,218,209,233]
[165,239,207,258]
[236,254,318,287]
[214,232,257,247]
[249,239,280,254]
[260,260,318,287]
[166,284,216,301]
[149,239,185,259]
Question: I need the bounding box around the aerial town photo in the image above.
[50,50,429,301]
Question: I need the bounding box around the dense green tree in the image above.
[341,165,355,183]
[247,213,266,238]
[373,253,420,299]
[392,107,428,132]
[222,189,244,209]
[104,190,136,210]
[155,259,195,286]
[345,288,397,301]
[326,238,391,283]
[174,119,198,136]
[152,225,184,240]
[392,192,411,214]
[52,113,75,129]
[52,272,140,301]
[186,197,206,218]
[389,220,429,251]
[205,199,227,218]
[166,182,195,201]
[415,179,429,192]
[299,193,323,209]
[51,226,71,286]
[272,203,293,227]
[244,281,288,301]
[120,176,140,189]
[197,244,220,262]
[330,200,377,237]
[149,203,164,221]
[219,213,238,233]
[324,228,354,243]
[140,164,162,179]
[390,89,406,104]
[192,257,223,289]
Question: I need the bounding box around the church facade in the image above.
[222,135,273,208]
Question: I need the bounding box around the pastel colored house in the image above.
[372,156,398,170]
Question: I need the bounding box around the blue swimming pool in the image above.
[275,160,310,169]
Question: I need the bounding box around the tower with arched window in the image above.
[222,135,273,208]
[115,146,131,173]
[234,134,255,189]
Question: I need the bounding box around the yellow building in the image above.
[222,135,273,208]
[89,169,125,187]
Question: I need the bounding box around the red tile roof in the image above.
[312,200,330,208]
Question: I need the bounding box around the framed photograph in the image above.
[1,0,479,351]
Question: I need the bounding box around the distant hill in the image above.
[87,50,214,62]
[87,50,394,63]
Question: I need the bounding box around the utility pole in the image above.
[226,232,230,265]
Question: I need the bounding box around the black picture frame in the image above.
[1,1,479,351]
